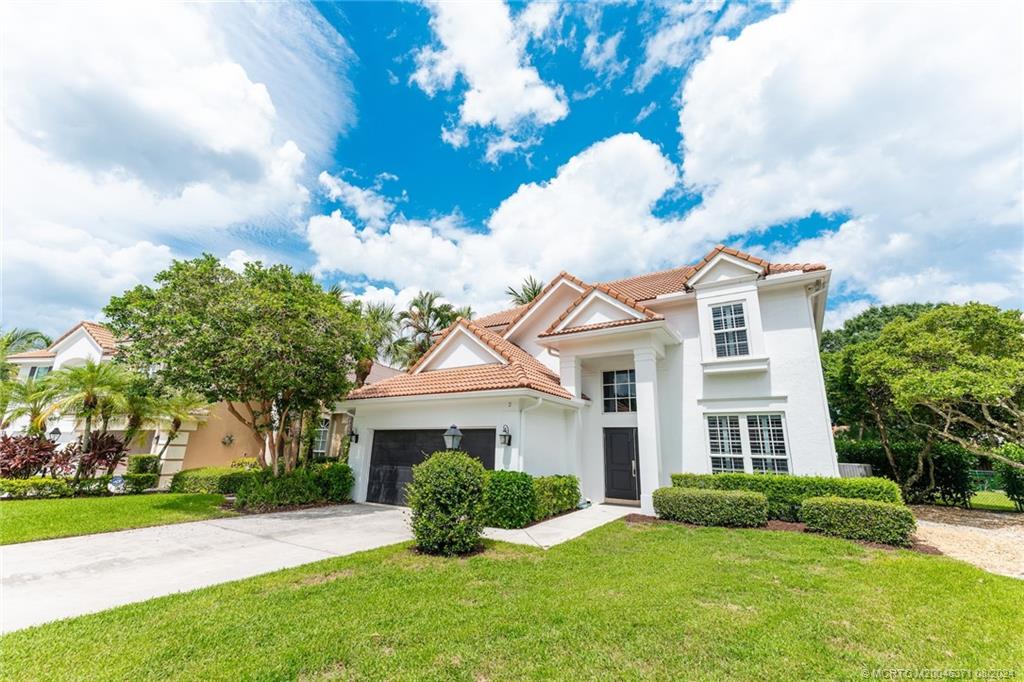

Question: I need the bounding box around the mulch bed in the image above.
[910,504,1024,530]
[624,513,942,555]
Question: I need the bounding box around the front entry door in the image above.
[603,427,639,502]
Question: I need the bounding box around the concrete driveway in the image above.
[1,503,411,633]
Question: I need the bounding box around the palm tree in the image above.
[505,275,544,305]
[120,381,164,449]
[4,377,55,436]
[43,360,132,457]
[397,291,475,368]
[155,391,209,459]
[0,327,52,382]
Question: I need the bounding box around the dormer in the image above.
[544,285,662,335]
[690,247,769,374]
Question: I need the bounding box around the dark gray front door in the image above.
[603,427,639,501]
[366,428,495,505]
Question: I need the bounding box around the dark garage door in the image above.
[366,428,496,505]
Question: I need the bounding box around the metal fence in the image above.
[838,462,873,478]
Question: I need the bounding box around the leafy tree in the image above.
[0,327,52,381]
[857,303,1024,469]
[358,301,410,383]
[104,255,364,472]
[505,275,544,306]
[820,303,938,353]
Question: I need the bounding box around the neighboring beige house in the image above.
[5,321,398,488]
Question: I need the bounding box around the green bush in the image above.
[230,456,259,470]
[0,477,74,499]
[835,438,976,506]
[652,487,768,527]
[533,475,580,522]
[74,476,113,496]
[126,455,161,475]
[312,462,354,503]
[235,469,319,511]
[670,472,902,521]
[407,451,486,556]
[801,496,916,547]
[482,471,536,528]
[994,444,1024,512]
[170,467,258,494]
[122,473,159,494]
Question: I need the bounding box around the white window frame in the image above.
[704,412,791,474]
[710,302,750,358]
[602,369,637,413]
[311,418,330,457]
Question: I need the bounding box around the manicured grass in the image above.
[0,493,232,545]
[970,490,1019,512]
[2,522,1020,681]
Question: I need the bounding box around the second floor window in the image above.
[711,302,749,358]
[602,370,636,412]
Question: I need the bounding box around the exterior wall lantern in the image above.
[499,424,512,446]
[348,428,359,444]
[443,424,463,450]
[48,427,61,441]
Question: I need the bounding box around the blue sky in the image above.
[3,1,1021,335]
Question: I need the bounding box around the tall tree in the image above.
[154,390,209,459]
[0,327,52,381]
[857,303,1024,469]
[820,303,938,353]
[3,377,54,436]
[360,301,409,378]
[396,291,472,368]
[105,255,364,472]
[505,275,544,306]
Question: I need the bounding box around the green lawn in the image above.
[2,522,1020,681]
[0,493,232,545]
[969,490,1019,512]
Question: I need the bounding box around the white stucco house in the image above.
[339,245,838,514]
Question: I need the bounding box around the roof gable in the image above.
[412,320,507,374]
[501,272,588,340]
[545,283,663,336]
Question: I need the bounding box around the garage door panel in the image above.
[367,428,495,505]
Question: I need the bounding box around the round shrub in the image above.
[653,487,768,527]
[313,462,355,503]
[801,496,916,547]
[482,470,536,528]
[407,450,486,556]
[532,475,580,521]
[234,468,321,511]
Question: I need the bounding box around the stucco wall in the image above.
[181,402,265,470]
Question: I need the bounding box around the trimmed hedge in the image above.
[0,477,73,499]
[170,467,258,495]
[127,455,161,475]
[407,451,486,556]
[233,462,354,511]
[533,475,580,522]
[483,471,536,529]
[653,487,768,527]
[801,496,916,547]
[835,438,976,506]
[671,472,902,521]
[74,476,113,496]
[122,473,159,494]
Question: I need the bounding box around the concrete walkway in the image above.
[2,502,633,632]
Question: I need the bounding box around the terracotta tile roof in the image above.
[538,317,663,338]
[349,318,572,401]
[542,283,664,336]
[597,245,825,301]
[472,304,529,331]
[496,271,588,335]
[5,349,56,360]
[7,321,120,360]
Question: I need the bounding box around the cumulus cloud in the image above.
[1,2,354,333]
[307,133,687,314]
[678,0,1023,312]
[410,0,568,156]
[318,171,398,229]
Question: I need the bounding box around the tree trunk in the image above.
[74,414,93,482]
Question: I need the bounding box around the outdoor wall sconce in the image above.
[221,434,234,446]
[443,424,463,450]
[499,424,512,446]
[348,428,359,444]
[48,427,61,440]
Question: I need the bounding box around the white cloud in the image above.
[823,299,870,331]
[678,0,1023,310]
[222,249,270,273]
[318,171,397,229]
[307,133,688,314]
[1,2,354,333]
[410,0,569,155]
[583,30,627,79]
[635,102,658,124]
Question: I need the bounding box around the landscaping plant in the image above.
[482,470,536,528]
[653,487,768,527]
[170,467,259,495]
[801,496,916,547]
[406,450,486,556]
[994,443,1024,511]
[670,472,901,521]
[0,477,73,499]
[532,475,580,521]
[835,438,976,506]
[0,434,58,478]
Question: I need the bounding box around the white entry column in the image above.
[633,347,662,514]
